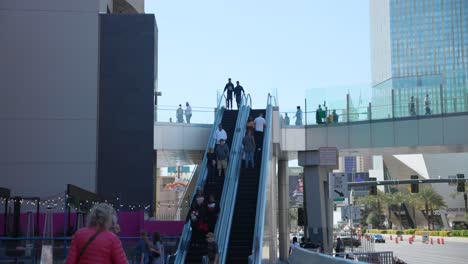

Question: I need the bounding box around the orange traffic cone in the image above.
[409,238,412,244]
[441,238,445,245]
[390,235,393,240]
[396,237,399,244]
[400,236,404,241]
[430,238,433,245]
[437,238,440,244]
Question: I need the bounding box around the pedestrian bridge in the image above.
[154,108,468,166]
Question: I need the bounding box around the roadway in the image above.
[374,237,468,264]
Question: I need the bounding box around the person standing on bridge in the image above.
[176,104,184,123]
[223,78,234,110]
[294,106,303,125]
[185,102,192,124]
[234,81,245,109]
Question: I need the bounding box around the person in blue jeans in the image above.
[242,130,256,168]
[135,230,151,264]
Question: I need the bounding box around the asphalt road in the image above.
[374,240,468,264]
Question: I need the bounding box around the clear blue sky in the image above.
[146,0,371,113]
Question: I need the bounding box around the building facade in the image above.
[0,0,156,210]
[371,0,468,118]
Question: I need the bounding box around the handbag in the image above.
[76,230,101,263]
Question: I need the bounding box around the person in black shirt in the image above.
[234,81,245,109]
[206,148,216,184]
[206,194,219,232]
[223,78,234,109]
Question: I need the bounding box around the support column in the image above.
[298,150,336,254]
[278,160,289,260]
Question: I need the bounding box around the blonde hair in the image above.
[87,203,116,230]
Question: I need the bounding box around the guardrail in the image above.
[249,94,275,264]
[172,94,226,264]
[215,94,252,264]
[0,236,180,263]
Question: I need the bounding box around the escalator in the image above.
[225,109,266,263]
[185,110,239,263]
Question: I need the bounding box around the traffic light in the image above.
[369,177,377,195]
[411,175,419,193]
[457,174,465,193]
[298,207,305,226]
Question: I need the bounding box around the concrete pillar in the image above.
[278,160,289,260]
[298,150,336,254]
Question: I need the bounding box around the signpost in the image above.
[330,173,349,201]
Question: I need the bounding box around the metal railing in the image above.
[215,94,252,264]
[172,94,226,264]
[0,236,179,263]
[249,94,275,264]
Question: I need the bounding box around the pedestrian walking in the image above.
[294,106,303,125]
[242,130,256,168]
[246,116,255,133]
[223,78,235,110]
[289,237,300,255]
[65,203,127,264]
[284,113,290,126]
[332,110,339,123]
[176,104,184,123]
[409,96,416,116]
[253,113,266,151]
[135,230,151,264]
[206,194,219,232]
[234,81,245,109]
[150,232,164,264]
[185,102,192,124]
[215,139,229,177]
[424,94,431,115]
[335,237,343,256]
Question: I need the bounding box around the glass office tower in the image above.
[370,0,468,118]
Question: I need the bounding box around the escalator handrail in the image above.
[173,93,226,264]
[215,95,252,264]
[250,94,275,264]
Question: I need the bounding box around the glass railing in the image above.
[172,95,226,264]
[215,94,252,264]
[249,94,275,264]
[154,104,217,125]
[297,93,468,126]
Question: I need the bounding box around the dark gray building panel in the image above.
[98,14,156,208]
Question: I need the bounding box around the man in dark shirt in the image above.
[215,139,229,177]
[234,81,245,109]
[206,148,216,184]
[223,78,234,109]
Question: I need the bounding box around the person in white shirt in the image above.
[253,113,266,151]
[185,102,192,124]
[214,124,227,145]
[289,237,300,255]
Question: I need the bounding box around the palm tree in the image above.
[418,186,446,230]
[387,192,405,229]
[406,193,423,228]
[356,190,387,228]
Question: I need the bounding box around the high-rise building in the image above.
[370,0,468,118]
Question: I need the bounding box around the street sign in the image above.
[341,205,361,221]
[319,147,338,166]
[351,206,361,220]
[330,173,349,201]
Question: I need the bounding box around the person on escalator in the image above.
[206,194,219,232]
[253,113,266,151]
[214,124,227,146]
[206,148,217,184]
[223,78,234,110]
[242,130,256,168]
[234,81,245,109]
[215,139,229,177]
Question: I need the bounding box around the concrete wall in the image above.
[0,0,100,197]
[305,114,468,151]
[98,14,156,207]
[154,123,211,150]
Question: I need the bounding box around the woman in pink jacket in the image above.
[66,203,128,264]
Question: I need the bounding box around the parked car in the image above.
[372,234,386,243]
